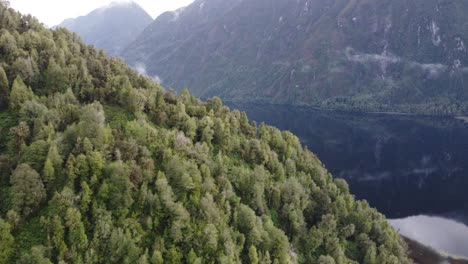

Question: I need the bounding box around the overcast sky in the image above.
[9,0,194,27]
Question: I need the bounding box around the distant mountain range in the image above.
[122,0,468,115]
[56,1,152,56]
[58,0,468,115]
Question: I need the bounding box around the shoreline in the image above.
[224,100,461,118]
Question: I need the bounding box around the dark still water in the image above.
[227,102,468,225]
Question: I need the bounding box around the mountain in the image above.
[123,0,468,115]
[57,1,152,56]
[0,2,410,263]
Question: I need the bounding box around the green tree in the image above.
[206,96,223,112]
[0,218,14,263]
[17,246,53,264]
[363,244,377,264]
[10,121,30,158]
[45,58,67,94]
[65,154,77,188]
[0,29,17,55]
[248,245,259,264]
[51,216,67,262]
[104,161,134,212]
[77,102,110,149]
[65,207,88,251]
[108,227,142,263]
[165,155,196,193]
[11,56,37,84]
[80,181,92,213]
[138,250,150,264]
[43,144,62,189]
[10,164,46,216]
[318,255,336,264]
[151,250,163,264]
[166,247,183,264]
[0,65,8,109]
[43,158,55,190]
[9,76,34,111]
[20,139,49,172]
[187,249,199,264]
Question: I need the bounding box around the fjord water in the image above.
[227,102,468,256]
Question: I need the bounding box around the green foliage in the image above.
[10,164,46,217]
[20,140,49,172]
[0,3,410,264]
[0,65,8,109]
[17,246,52,264]
[0,218,14,263]
[104,105,135,129]
[249,245,259,264]
[9,76,34,111]
[14,216,47,257]
[0,111,16,154]
[44,57,67,94]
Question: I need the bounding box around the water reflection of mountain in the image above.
[227,102,468,224]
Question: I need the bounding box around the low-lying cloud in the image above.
[134,62,162,84]
[345,48,401,64]
[345,47,467,78]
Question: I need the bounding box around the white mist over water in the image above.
[390,215,468,258]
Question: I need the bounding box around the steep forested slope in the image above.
[57,1,152,56]
[0,2,409,263]
[123,0,468,115]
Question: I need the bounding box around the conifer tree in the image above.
[0,65,8,109]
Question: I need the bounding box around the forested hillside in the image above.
[0,2,409,263]
[123,0,468,115]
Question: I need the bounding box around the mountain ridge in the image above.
[57,0,152,56]
[123,0,468,115]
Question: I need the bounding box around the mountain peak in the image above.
[98,0,139,12]
[57,0,153,56]
[109,0,137,7]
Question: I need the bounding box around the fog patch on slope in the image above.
[134,62,162,84]
[345,47,468,78]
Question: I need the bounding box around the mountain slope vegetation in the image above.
[57,1,152,56]
[0,2,409,263]
[123,0,468,115]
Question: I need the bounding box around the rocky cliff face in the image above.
[123,0,468,114]
[57,1,152,56]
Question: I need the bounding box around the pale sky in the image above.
[9,0,195,27]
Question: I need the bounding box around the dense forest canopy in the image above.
[0,2,409,263]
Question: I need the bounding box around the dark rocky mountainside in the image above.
[123,0,468,114]
[57,1,152,56]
